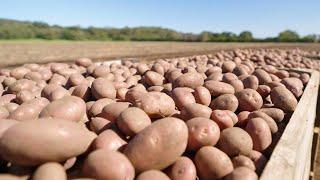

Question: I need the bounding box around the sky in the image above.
[0,0,319,38]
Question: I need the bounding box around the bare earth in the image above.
[1,41,320,179]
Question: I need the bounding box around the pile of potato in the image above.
[0,51,311,180]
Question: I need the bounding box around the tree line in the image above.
[0,18,319,42]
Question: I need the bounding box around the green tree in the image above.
[278,30,300,42]
[301,34,318,42]
[239,31,253,42]
[199,31,212,42]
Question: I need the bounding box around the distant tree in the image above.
[300,34,318,42]
[278,30,300,42]
[239,31,253,42]
[199,31,212,42]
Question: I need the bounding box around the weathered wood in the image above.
[260,70,320,180]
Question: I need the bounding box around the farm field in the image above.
[1,40,320,67]
[1,40,320,179]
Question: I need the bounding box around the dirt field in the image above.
[1,40,320,67]
[1,40,320,179]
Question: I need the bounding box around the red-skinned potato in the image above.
[237,111,250,127]
[166,156,196,180]
[91,129,127,151]
[89,117,113,134]
[117,107,152,137]
[117,88,128,101]
[32,162,67,180]
[91,77,116,100]
[210,110,234,130]
[195,146,233,180]
[242,75,259,90]
[253,69,272,85]
[75,57,92,67]
[249,150,268,175]
[257,85,271,99]
[89,98,115,117]
[0,106,9,119]
[259,108,284,122]
[83,149,135,180]
[224,167,258,180]
[3,103,19,113]
[204,80,235,97]
[180,103,212,121]
[134,92,175,118]
[232,155,256,171]
[48,86,71,101]
[186,117,220,151]
[193,86,211,106]
[124,117,188,172]
[144,71,165,86]
[229,79,244,92]
[210,94,238,112]
[270,86,297,112]
[236,89,263,112]
[217,127,253,157]
[173,72,204,89]
[98,102,130,122]
[0,119,19,138]
[281,77,304,97]
[171,87,196,110]
[71,84,91,101]
[40,96,86,122]
[0,119,95,166]
[248,111,278,134]
[136,170,170,180]
[245,118,272,152]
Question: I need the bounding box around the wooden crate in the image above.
[260,69,320,180]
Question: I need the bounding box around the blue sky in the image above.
[0,0,319,38]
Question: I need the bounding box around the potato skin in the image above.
[99,102,130,122]
[83,149,135,180]
[134,92,175,118]
[236,89,263,112]
[281,77,304,98]
[217,127,253,157]
[186,117,220,151]
[124,117,188,172]
[136,170,170,180]
[91,78,116,100]
[204,80,235,96]
[232,155,256,171]
[173,72,204,89]
[0,119,18,138]
[224,167,258,180]
[210,110,234,130]
[40,96,86,122]
[211,94,238,112]
[253,69,272,85]
[166,156,197,180]
[245,118,272,152]
[242,75,259,90]
[0,119,95,165]
[144,71,165,86]
[270,86,297,112]
[259,108,284,122]
[195,146,233,180]
[193,86,211,106]
[91,129,127,151]
[249,150,268,175]
[117,107,151,136]
[248,111,278,134]
[171,87,196,110]
[32,162,67,180]
[180,103,212,121]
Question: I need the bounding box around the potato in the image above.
[40,96,86,122]
[224,167,258,180]
[204,80,235,96]
[232,155,256,171]
[124,117,188,172]
[83,149,135,180]
[117,107,152,136]
[75,57,93,67]
[245,118,272,152]
[195,146,233,180]
[256,85,271,99]
[229,79,244,92]
[299,73,310,85]
[236,89,263,111]
[166,69,182,83]
[117,87,128,100]
[15,90,35,104]
[0,119,18,138]
[210,94,238,112]
[134,92,175,118]
[99,102,130,122]
[148,85,164,92]
[89,98,115,117]
[49,74,67,86]
[226,110,238,125]
[253,69,272,85]
[217,127,253,157]
[206,72,223,81]
[9,79,35,94]
[71,84,91,101]
[32,162,67,180]
[0,119,95,165]
[222,61,236,73]
[248,111,278,134]
[180,103,212,121]
[67,73,86,87]
[0,94,16,106]
[281,77,304,97]
[222,73,238,83]
[192,86,211,106]
[270,86,297,112]
[259,108,284,122]
[236,111,250,127]
[9,97,49,121]
[171,87,196,110]
[186,117,220,151]
[144,71,165,86]
[91,129,127,151]
[89,117,113,134]
[48,86,71,101]
[210,110,234,130]
[249,150,268,175]
[136,170,170,180]
[166,156,196,180]
[92,65,110,78]
[0,106,9,119]
[91,78,116,100]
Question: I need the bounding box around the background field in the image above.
[1,40,320,67]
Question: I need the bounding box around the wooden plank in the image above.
[260,70,320,180]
